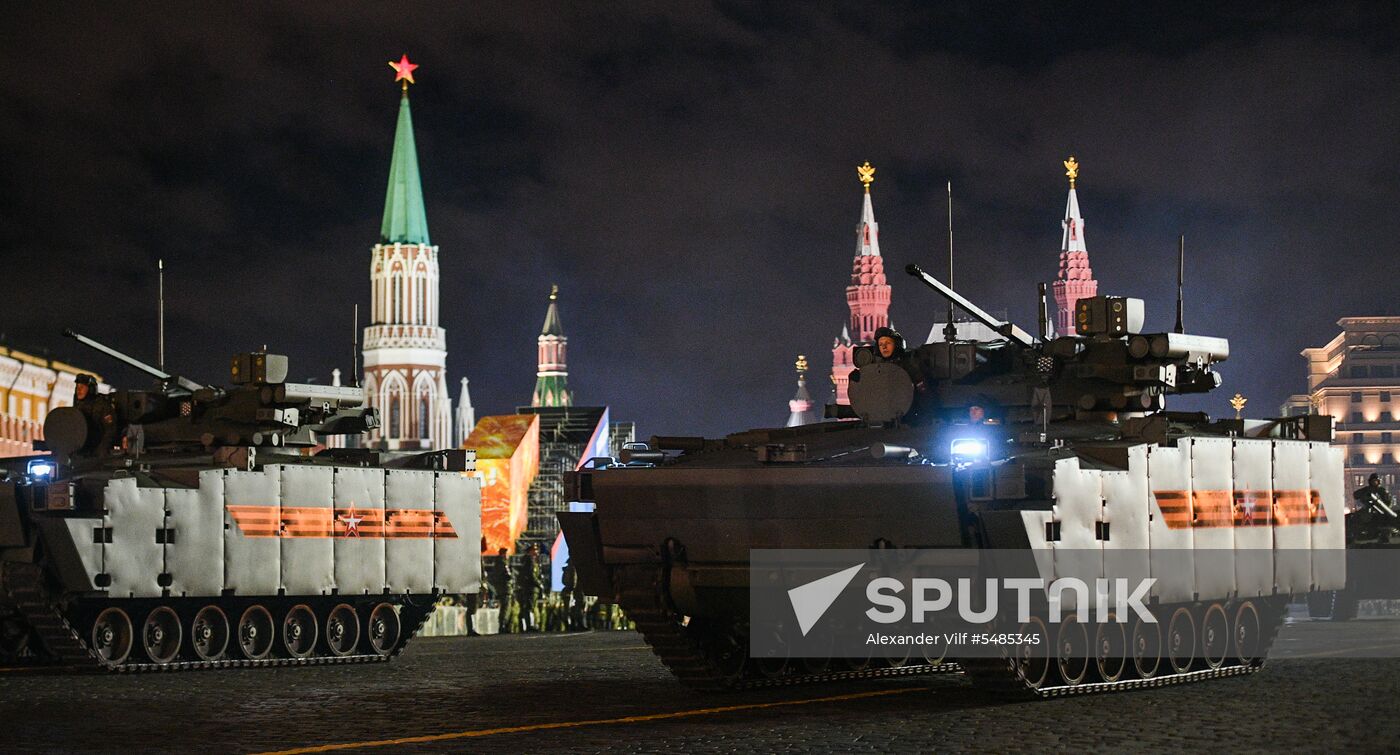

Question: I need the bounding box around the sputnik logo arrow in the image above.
[787,563,864,636]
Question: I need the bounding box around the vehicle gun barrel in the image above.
[62,328,204,392]
[905,264,1036,347]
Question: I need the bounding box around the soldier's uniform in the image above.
[561,561,582,630]
[485,551,514,633]
[1352,475,1398,543]
[73,374,118,457]
[514,548,543,632]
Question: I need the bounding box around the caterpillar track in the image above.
[617,565,959,691]
[615,564,1288,697]
[951,598,1286,699]
[2,561,435,672]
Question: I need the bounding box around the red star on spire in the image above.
[388,54,419,90]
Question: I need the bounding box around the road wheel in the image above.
[325,604,360,657]
[1167,607,1196,674]
[1201,603,1230,670]
[1095,618,1127,682]
[1015,615,1052,688]
[281,604,318,659]
[91,606,134,666]
[367,602,402,657]
[237,605,274,660]
[141,606,182,664]
[1131,614,1161,679]
[189,605,230,662]
[754,626,790,678]
[1234,601,1262,664]
[1056,616,1090,686]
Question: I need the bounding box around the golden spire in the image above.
[1230,393,1248,420]
[550,283,558,301]
[1063,156,1079,189]
[795,355,808,375]
[857,161,875,193]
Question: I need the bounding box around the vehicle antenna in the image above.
[157,259,166,371]
[353,303,361,387]
[1037,282,1050,341]
[1175,234,1185,334]
[943,180,957,343]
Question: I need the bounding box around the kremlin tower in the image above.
[361,56,455,450]
[1051,156,1098,336]
[531,285,573,407]
[831,161,892,405]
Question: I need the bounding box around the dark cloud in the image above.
[1,2,1397,437]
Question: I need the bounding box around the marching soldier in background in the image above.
[561,558,583,630]
[486,547,514,633]
[515,544,543,632]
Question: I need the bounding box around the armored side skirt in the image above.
[52,465,481,599]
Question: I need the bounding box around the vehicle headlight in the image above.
[949,437,987,460]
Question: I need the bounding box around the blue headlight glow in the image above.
[27,460,56,479]
[949,437,988,459]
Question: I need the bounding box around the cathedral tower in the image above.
[831,161,891,405]
[1051,156,1099,336]
[532,285,573,408]
[362,56,453,450]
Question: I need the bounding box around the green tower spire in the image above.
[380,91,430,245]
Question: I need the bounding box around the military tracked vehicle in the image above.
[561,265,1345,697]
[0,331,479,670]
[1305,479,1400,620]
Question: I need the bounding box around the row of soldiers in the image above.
[475,544,630,634]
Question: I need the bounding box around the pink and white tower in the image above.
[831,161,892,405]
[1051,156,1098,336]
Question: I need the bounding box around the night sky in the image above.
[3,2,1397,438]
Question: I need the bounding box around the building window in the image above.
[1352,412,1365,423]
[1382,391,1393,402]
[419,395,431,440]
[1353,454,1366,466]
[1383,432,1394,444]
[1384,453,1397,465]
[388,390,402,437]
[1352,392,1364,403]
[1351,366,1368,378]
[1376,368,1395,379]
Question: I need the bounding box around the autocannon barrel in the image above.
[63,328,204,392]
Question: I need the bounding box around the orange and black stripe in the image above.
[1149,489,1327,530]
[227,505,460,539]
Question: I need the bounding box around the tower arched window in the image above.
[388,388,402,438]
[391,278,401,324]
[419,394,431,440]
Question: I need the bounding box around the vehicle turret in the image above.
[45,330,377,467]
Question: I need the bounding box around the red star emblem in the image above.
[388,54,418,87]
[338,506,364,537]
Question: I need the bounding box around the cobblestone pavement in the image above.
[2,616,1400,754]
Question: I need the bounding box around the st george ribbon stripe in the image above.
[227,505,459,539]
[1151,489,1327,529]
